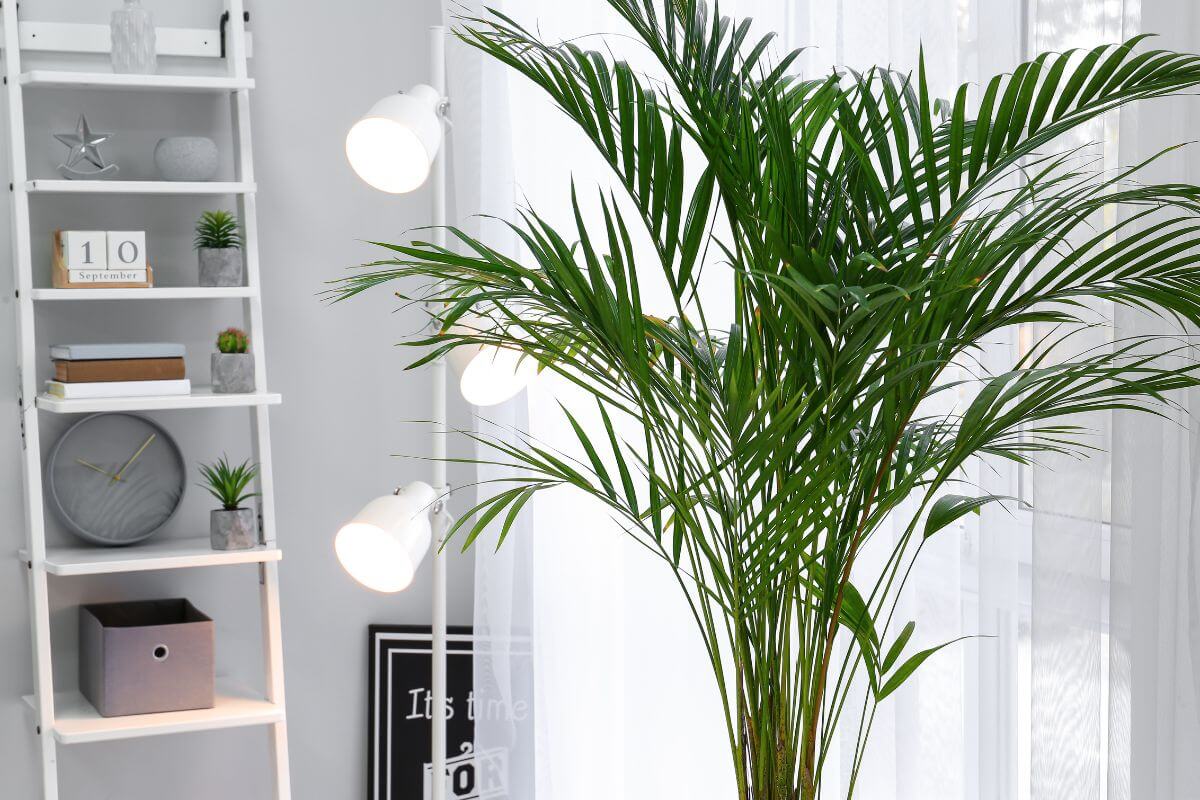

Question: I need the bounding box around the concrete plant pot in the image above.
[210,507,256,551]
[198,247,243,287]
[211,352,255,394]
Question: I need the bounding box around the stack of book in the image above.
[46,343,189,399]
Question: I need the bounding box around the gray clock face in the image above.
[47,413,186,546]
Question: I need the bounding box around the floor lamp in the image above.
[335,24,533,800]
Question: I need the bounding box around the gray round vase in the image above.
[154,136,218,181]
[211,507,256,550]
[211,352,255,394]
[198,247,244,287]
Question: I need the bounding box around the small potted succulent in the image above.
[198,456,260,551]
[212,327,255,394]
[194,210,243,286]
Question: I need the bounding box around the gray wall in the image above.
[0,1,475,798]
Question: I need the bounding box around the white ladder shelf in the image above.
[1,3,291,798]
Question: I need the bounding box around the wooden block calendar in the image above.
[52,229,154,288]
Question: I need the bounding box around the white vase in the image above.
[111,0,156,74]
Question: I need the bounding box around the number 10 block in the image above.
[53,230,153,288]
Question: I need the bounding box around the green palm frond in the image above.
[330,3,1200,798]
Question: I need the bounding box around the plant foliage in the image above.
[194,210,242,250]
[216,327,249,354]
[198,455,259,510]
[330,2,1200,797]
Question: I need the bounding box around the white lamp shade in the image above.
[444,314,539,406]
[345,84,442,194]
[335,481,437,592]
[448,342,540,407]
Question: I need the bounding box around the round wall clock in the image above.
[46,412,186,546]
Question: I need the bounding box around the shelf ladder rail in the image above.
[1,2,291,797]
[226,1,292,796]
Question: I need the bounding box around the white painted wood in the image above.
[20,70,253,92]
[259,559,292,799]
[225,3,291,795]
[27,179,255,195]
[19,537,282,577]
[0,21,253,59]
[32,286,257,300]
[36,387,281,414]
[23,683,283,744]
[430,24,450,800]
[3,1,59,794]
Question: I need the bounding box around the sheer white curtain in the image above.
[451,3,732,798]
[1105,3,1200,797]
[449,0,1200,797]
[449,1,737,795]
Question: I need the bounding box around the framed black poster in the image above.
[368,625,529,800]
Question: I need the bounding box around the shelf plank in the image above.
[19,536,281,577]
[26,180,255,195]
[24,683,283,744]
[0,21,253,59]
[32,287,256,301]
[20,70,253,92]
[36,387,281,414]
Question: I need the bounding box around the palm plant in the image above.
[331,2,1200,797]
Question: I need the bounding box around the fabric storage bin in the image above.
[79,598,215,717]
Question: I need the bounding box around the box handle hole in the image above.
[152,644,169,661]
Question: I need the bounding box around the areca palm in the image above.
[331,2,1200,798]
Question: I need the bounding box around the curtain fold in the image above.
[1109,1,1200,790]
[447,0,1200,797]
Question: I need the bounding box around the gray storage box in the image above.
[79,599,215,717]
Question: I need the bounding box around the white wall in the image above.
[0,1,474,798]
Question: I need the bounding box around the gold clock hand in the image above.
[115,432,156,481]
[76,458,120,481]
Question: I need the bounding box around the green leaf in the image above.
[924,494,1001,539]
[882,621,916,672]
[877,636,974,700]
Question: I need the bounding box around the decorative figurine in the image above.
[54,115,119,180]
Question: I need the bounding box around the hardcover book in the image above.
[49,343,186,361]
[54,358,186,383]
[44,379,191,399]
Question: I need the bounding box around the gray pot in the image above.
[198,247,243,287]
[154,136,218,181]
[210,507,256,551]
[211,352,255,394]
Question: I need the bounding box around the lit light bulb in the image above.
[334,482,436,593]
[456,344,539,407]
[345,85,442,194]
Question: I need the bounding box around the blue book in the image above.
[49,343,186,361]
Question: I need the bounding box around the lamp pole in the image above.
[428,23,450,800]
[340,22,457,800]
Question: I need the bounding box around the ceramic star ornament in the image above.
[54,114,119,179]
